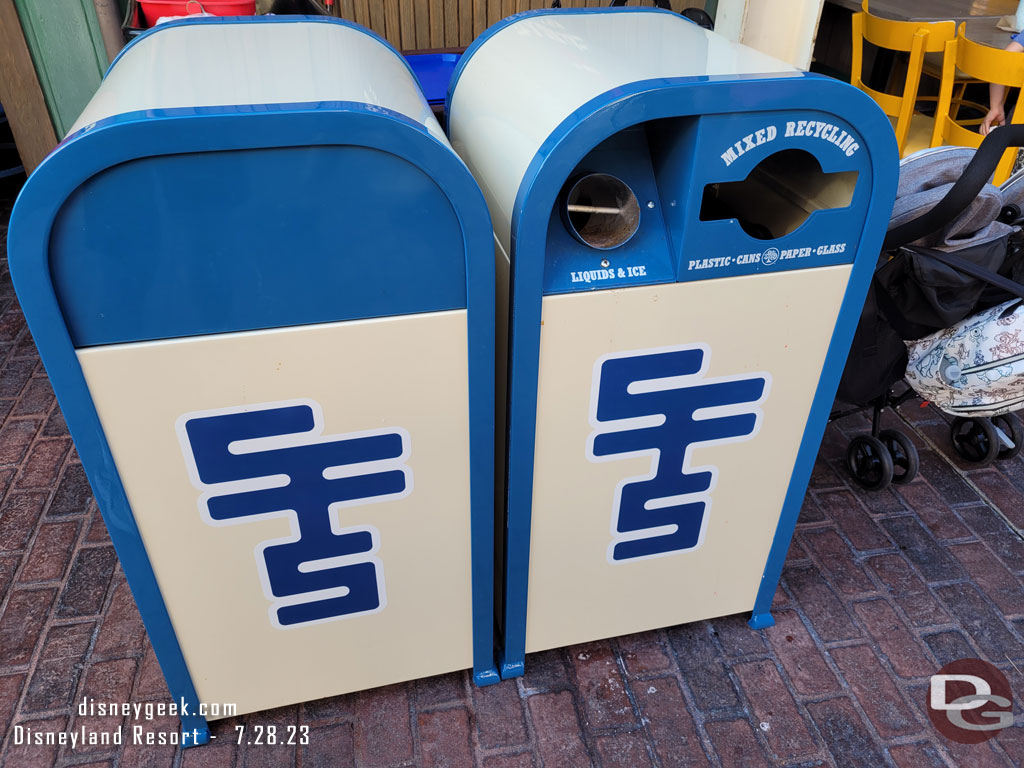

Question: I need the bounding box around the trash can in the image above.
[8,16,498,743]
[446,7,898,678]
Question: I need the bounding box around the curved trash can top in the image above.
[71,15,445,146]
[446,8,799,250]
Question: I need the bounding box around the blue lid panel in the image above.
[539,108,871,295]
[50,144,468,347]
[667,110,870,283]
[543,126,675,295]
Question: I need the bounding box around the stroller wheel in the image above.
[991,413,1024,461]
[846,435,895,491]
[950,417,1000,467]
[879,429,919,484]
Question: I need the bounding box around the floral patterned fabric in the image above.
[906,300,1024,417]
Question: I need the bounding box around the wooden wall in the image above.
[0,0,57,170]
[332,0,707,51]
[13,0,109,137]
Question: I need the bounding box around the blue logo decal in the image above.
[177,400,411,628]
[587,345,769,563]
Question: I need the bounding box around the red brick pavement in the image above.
[0,179,1022,766]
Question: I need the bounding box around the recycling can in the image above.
[446,7,897,678]
[8,16,498,742]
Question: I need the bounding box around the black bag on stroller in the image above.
[834,127,1024,490]
[836,259,910,407]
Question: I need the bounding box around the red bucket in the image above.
[137,0,256,26]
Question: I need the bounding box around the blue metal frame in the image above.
[466,72,898,677]
[8,100,499,743]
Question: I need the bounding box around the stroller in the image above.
[833,126,1024,490]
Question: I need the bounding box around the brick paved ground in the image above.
[0,177,1021,767]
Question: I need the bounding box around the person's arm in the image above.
[982,38,1024,135]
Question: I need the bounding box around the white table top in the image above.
[827,0,1019,47]
[828,0,1016,19]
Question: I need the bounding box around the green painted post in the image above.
[12,0,109,137]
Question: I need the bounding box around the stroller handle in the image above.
[883,124,1024,251]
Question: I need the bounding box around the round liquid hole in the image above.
[563,173,641,250]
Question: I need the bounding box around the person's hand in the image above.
[981,106,1006,135]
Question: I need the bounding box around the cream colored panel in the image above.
[78,311,472,716]
[70,21,446,145]
[525,266,850,653]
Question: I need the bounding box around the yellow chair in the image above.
[933,24,1024,185]
[851,2,956,157]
